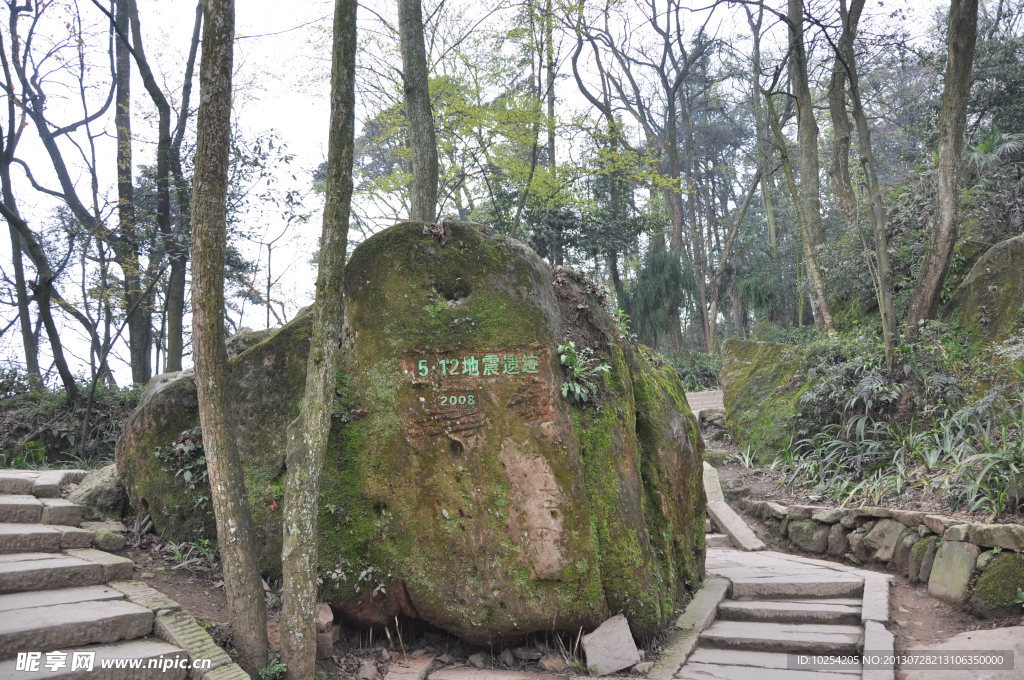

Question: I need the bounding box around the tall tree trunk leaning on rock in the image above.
[398,0,438,222]
[280,1,357,677]
[905,0,979,338]
[190,0,268,673]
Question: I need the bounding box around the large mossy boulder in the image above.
[945,234,1024,341]
[117,221,705,644]
[720,338,808,459]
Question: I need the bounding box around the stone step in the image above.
[0,554,104,594]
[31,470,86,499]
[699,620,862,654]
[0,471,37,495]
[40,499,81,526]
[729,577,863,600]
[706,533,733,549]
[688,648,861,674]
[0,638,187,679]
[0,495,43,523]
[0,523,63,553]
[0,599,155,658]
[678,662,858,680]
[718,598,861,625]
[0,584,125,612]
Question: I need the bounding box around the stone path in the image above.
[663,461,895,680]
[0,468,247,679]
[685,390,724,412]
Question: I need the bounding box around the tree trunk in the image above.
[114,0,152,385]
[8,226,39,383]
[398,0,438,222]
[166,2,203,372]
[281,3,357,675]
[190,0,267,672]
[905,0,979,337]
[787,0,825,248]
[838,0,898,368]
[765,92,836,333]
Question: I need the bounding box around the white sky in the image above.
[0,0,946,385]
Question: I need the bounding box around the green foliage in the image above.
[256,649,287,680]
[154,428,210,512]
[558,341,610,403]
[775,385,1023,514]
[0,368,140,468]
[666,352,722,391]
[627,237,689,351]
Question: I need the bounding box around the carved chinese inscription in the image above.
[398,347,551,453]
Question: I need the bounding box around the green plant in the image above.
[154,428,210,511]
[613,309,636,341]
[166,541,199,569]
[192,538,219,569]
[666,352,721,391]
[1013,587,1024,607]
[257,649,287,680]
[731,447,756,469]
[558,341,610,404]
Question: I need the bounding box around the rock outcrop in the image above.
[720,338,808,459]
[945,234,1024,341]
[117,220,705,644]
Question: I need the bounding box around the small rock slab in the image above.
[861,574,891,623]
[383,657,434,680]
[40,498,81,526]
[703,463,725,503]
[0,523,62,553]
[923,515,958,534]
[890,509,926,527]
[863,519,904,562]
[969,523,1024,550]
[65,548,134,581]
[679,662,857,679]
[0,599,154,657]
[928,540,981,604]
[708,501,765,551]
[582,614,641,676]
[0,555,104,593]
[687,648,860,675]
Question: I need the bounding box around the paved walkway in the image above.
[666,454,895,680]
[686,390,724,412]
[0,468,246,679]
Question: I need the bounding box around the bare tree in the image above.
[190,0,267,672]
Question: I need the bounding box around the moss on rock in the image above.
[945,235,1024,342]
[720,338,810,460]
[117,221,704,644]
[968,553,1024,618]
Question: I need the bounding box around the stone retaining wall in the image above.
[732,496,1024,619]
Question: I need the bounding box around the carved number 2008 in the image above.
[439,394,476,406]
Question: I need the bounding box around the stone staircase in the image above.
[0,469,247,679]
[677,450,895,679]
[682,570,865,679]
